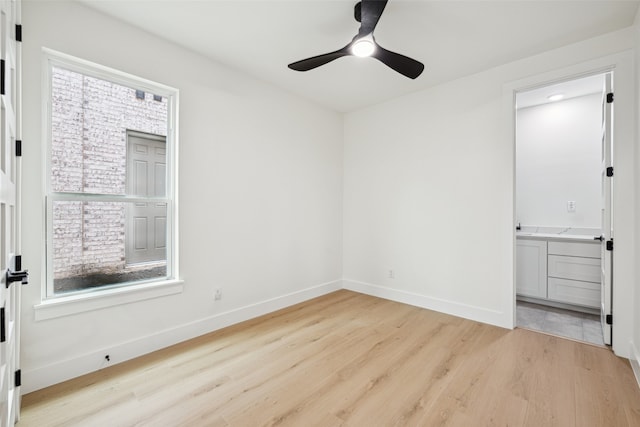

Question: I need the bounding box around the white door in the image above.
[0,0,22,424]
[600,73,613,346]
[126,133,167,265]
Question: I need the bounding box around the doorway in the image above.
[514,72,613,346]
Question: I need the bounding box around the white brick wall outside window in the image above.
[44,51,178,300]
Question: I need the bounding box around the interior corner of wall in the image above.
[630,340,640,390]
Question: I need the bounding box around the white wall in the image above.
[516,93,602,228]
[343,28,636,358]
[21,1,343,392]
[631,7,640,382]
[19,1,640,394]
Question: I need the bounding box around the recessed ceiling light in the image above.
[352,39,375,57]
[547,93,564,102]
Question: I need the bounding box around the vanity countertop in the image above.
[516,226,601,243]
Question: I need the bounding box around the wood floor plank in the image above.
[574,365,628,427]
[19,290,640,426]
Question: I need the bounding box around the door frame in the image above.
[0,0,22,423]
[513,70,611,344]
[600,73,613,346]
[503,51,635,357]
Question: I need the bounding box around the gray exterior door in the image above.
[126,132,167,266]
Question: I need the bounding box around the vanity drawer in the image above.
[548,277,600,308]
[548,241,600,258]
[548,255,600,283]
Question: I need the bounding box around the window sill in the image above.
[34,279,184,321]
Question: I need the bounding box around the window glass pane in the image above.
[47,54,175,300]
[51,66,168,195]
[126,132,167,197]
[52,200,168,295]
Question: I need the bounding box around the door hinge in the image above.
[606,166,614,177]
[0,59,5,95]
[607,92,614,103]
[0,307,5,343]
[606,239,613,251]
[606,314,613,325]
[16,140,21,157]
[15,24,22,42]
[14,370,21,387]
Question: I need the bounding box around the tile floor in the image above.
[516,301,604,346]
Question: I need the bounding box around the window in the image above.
[44,50,178,300]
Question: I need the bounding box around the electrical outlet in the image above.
[567,200,576,212]
[214,289,222,300]
[388,269,395,279]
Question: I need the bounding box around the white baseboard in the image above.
[22,279,342,394]
[343,279,509,328]
[630,341,640,391]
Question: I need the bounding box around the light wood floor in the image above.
[19,290,640,426]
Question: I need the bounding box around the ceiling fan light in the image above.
[352,39,375,57]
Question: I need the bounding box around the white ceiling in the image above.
[79,0,639,112]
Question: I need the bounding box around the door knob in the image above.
[5,268,28,286]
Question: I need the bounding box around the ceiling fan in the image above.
[288,0,424,79]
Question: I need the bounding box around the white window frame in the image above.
[36,49,181,320]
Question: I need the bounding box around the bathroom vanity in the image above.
[516,227,601,311]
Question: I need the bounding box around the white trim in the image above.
[23,279,342,393]
[630,341,640,391]
[41,48,180,300]
[343,279,508,328]
[503,50,634,358]
[48,193,169,203]
[34,279,184,321]
[42,53,54,297]
[42,48,176,97]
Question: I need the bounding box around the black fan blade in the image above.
[288,45,351,72]
[359,0,388,36]
[372,44,424,79]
